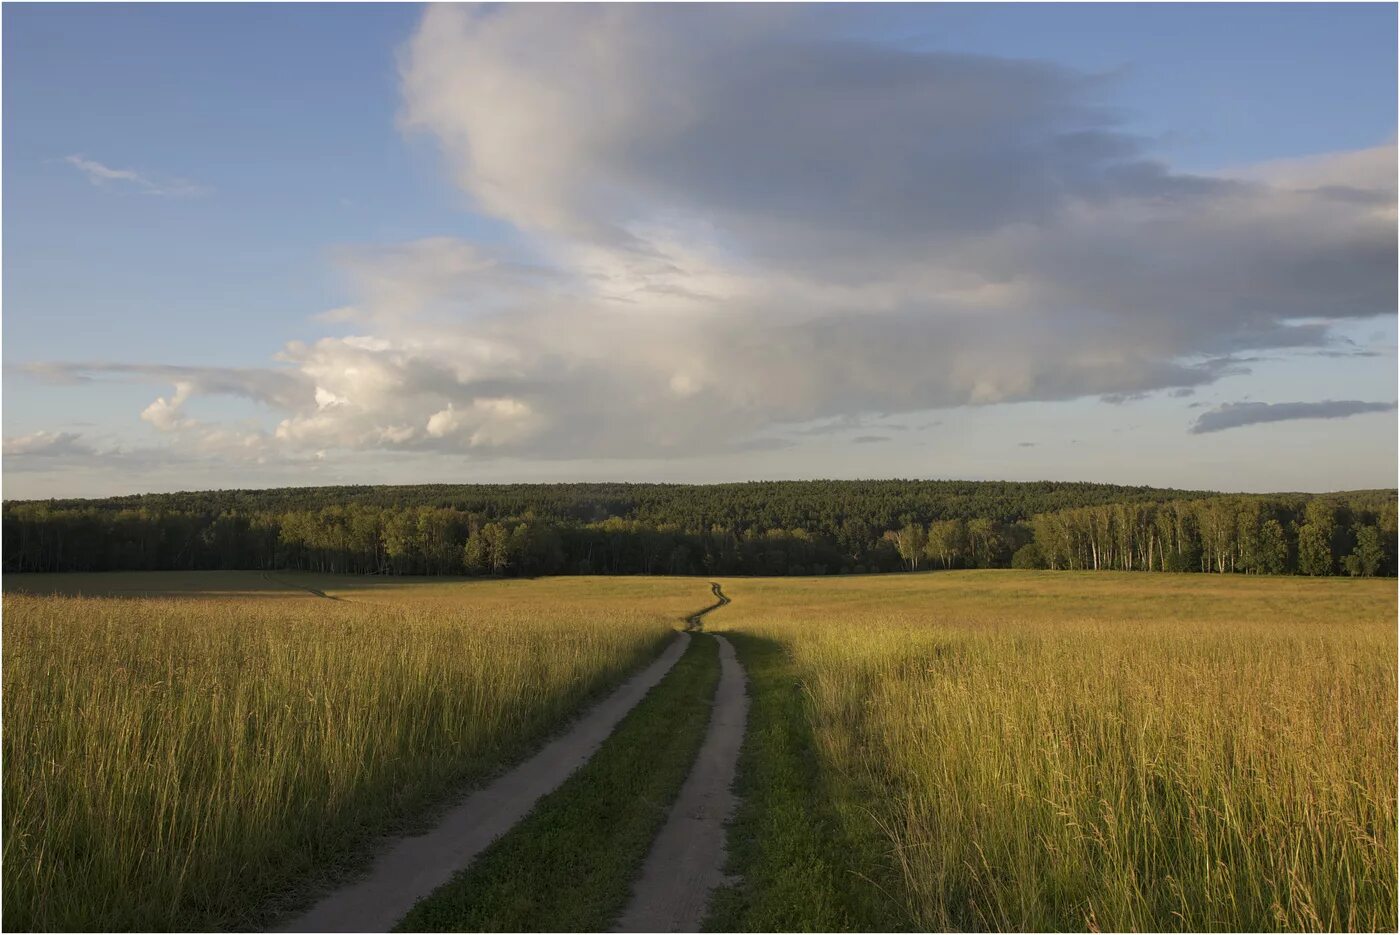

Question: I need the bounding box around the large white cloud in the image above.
[13,5,1397,466]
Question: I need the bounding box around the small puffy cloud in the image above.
[425,405,460,438]
[315,386,347,409]
[427,398,540,448]
[64,154,208,197]
[140,381,195,432]
[1190,400,1397,434]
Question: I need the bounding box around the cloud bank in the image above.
[14,6,1396,469]
[1190,400,1397,434]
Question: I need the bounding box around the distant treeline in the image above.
[4,480,1395,577]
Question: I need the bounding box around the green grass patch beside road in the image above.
[704,632,907,932]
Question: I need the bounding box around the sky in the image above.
[3,2,1396,499]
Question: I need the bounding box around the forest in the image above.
[4,480,1395,578]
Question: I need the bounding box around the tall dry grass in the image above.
[715,571,1397,931]
[3,575,702,931]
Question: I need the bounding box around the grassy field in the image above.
[2,572,708,931]
[6,569,1394,932]
[709,571,1398,932]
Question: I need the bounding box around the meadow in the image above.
[2,572,707,931]
[709,571,1398,932]
[4,569,1394,933]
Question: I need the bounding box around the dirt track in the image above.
[614,616,748,933]
[278,581,745,933]
[280,632,691,933]
[685,581,730,630]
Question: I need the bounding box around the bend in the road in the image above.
[685,582,730,631]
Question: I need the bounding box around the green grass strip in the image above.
[704,632,908,932]
[396,634,720,932]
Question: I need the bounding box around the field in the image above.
[2,572,709,931]
[708,572,1398,932]
[3,569,1395,932]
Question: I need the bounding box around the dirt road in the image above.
[279,581,744,933]
[616,585,747,933]
[281,633,691,933]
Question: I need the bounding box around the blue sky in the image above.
[4,3,1396,498]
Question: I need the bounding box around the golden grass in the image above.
[3,573,707,931]
[712,571,1398,931]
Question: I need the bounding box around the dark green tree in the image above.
[1011,542,1047,569]
[1258,518,1289,575]
[1344,525,1384,577]
[1297,523,1333,576]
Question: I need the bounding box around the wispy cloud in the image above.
[3,430,94,457]
[63,154,208,196]
[781,414,913,438]
[24,361,310,410]
[1190,400,1397,434]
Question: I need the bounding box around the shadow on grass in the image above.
[705,632,910,933]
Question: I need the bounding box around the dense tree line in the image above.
[1025,495,1398,577]
[17,480,1208,529]
[881,493,1396,577]
[4,481,1394,577]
